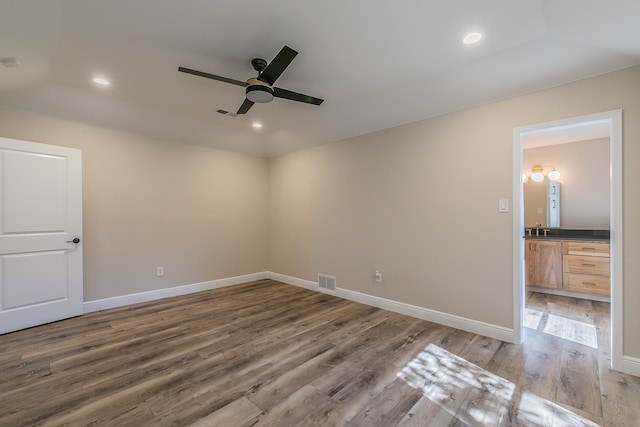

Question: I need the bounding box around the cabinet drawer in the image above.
[564,273,610,296]
[563,255,610,276]
[564,241,609,257]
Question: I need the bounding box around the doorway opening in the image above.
[512,110,623,371]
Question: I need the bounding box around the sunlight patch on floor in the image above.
[543,313,598,349]
[397,344,602,426]
[397,344,514,425]
[524,308,543,330]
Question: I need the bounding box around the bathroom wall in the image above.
[524,138,610,229]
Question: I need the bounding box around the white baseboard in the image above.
[268,272,319,291]
[267,271,513,343]
[83,272,269,313]
[84,271,513,342]
[82,271,638,376]
[622,356,640,377]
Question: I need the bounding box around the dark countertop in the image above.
[523,228,610,242]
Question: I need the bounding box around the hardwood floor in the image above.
[0,280,638,426]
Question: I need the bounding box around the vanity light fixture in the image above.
[522,165,561,183]
[530,166,545,182]
[547,168,561,181]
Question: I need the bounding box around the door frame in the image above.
[512,109,623,371]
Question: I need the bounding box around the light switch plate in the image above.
[499,199,509,213]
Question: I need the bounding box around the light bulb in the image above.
[531,172,544,182]
[463,32,482,45]
[548,170,560,181]
[92,77,110,86]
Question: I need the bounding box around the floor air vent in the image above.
[318,274,336,291]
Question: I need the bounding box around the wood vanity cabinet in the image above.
[563,241,610,296]
[525,240,563,289]
[525,239,610,297]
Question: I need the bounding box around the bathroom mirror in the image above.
[523,137,610,230]
[524,178,560,227]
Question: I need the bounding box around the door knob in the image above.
[67,238,80,244]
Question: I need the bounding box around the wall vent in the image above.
[318,274,336,291]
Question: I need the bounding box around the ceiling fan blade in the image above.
[178,66,246,87]
[258,46,298,86]
[273,87,324,106]
[237,98,255,114]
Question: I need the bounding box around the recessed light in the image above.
[462,32,482,45]
[92,77,110,86]
[252,122,263,129]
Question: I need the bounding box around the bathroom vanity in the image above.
[524,229,610,299]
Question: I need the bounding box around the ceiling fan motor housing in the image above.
[246,78,274,103]
[251,58,268,73]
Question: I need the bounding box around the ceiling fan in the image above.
[178,45,324,116]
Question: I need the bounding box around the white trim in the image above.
[513,127,525,345]
[83,272,268,313]
[268,271,513,343]
[622,356,640,377]
[268,272,318,291]
[513,110,625,372]
[268,271,338,295]
[81,267,632,374]
[610,109,624,371]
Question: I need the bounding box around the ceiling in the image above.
[1,1,639,158]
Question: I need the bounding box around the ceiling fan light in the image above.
[246,85,274,103]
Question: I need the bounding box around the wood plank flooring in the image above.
[0,280,638,426]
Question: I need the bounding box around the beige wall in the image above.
[0,108,269,301]
[2,66,638,360]
[524,138,610,229]
[268,65,640,358]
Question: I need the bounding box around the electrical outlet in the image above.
[374,270,383,283]
[157,267,164,277]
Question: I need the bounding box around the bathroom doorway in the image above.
[512,110,623,371]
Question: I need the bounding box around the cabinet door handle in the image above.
[582,282,597,287]
[581,247,596,251]
[581,263,596,267]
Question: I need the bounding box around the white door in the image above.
[0,137,82,334]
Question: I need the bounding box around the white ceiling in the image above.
[1,1,639,157]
